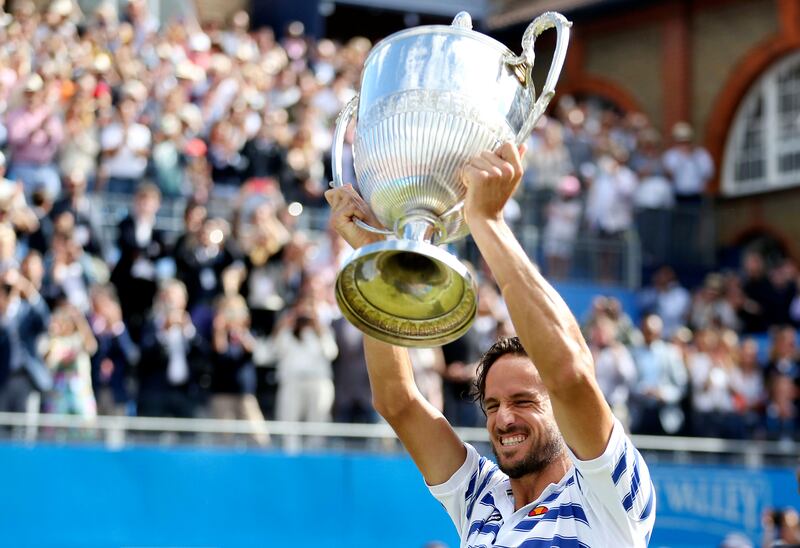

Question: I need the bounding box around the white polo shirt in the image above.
[429,419,655,547]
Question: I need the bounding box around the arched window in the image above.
[723,50,800,196]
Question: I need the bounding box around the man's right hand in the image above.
[324,184,385,249]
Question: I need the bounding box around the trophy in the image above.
[331,11,571,347]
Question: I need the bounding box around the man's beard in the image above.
[492,424,565,479]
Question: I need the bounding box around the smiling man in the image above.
[325,142,656,547]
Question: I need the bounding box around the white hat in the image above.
[24,73,44,92]
[189,33,211,52]
[671,121,694,142]
[49,0,72,16]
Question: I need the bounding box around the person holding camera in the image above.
[270,299,338,434]
[209,294,269,447]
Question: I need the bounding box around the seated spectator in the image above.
[741,250,775,333]
[209,294,269,447]
[42,302,97,419]
[730,337,766,438]
[765,325,799,387]
[689,273,741,332]
[630,314,689,435]
[589,314,637,428]
[639,266,691,338]
[688,329,738,438]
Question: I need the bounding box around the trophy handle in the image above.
[510,12,572,145]
[331,94,394,236]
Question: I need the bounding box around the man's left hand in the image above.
[462,141,526,225]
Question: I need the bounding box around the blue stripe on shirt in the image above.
[466,464,496,519]
[611,442,627,484]
[639,480,655,521]
[622,452,642,512]
[516,535,591,548]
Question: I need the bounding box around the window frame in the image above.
[722,51,800,197]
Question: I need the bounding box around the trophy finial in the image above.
[451,11,472,30]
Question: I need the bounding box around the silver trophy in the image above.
[331,11,571,347]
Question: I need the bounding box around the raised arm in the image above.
[462,143,614,460]
[325,185,466,485]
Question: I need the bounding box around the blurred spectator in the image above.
[0,151,39,236]
[42,302,97,418]
[331,317,374,424]
[408,346,446,413]
[690,273,741,332]
[99,96,151,194]
[730,337,766,437]
[271,300,338,427]
[88,284,137,416]
[662,121,714,202]
[51,169,106,258]
[639,266,691,337]
[523,119,573,227]
[6,73,63,200]
[762,507,800,547]
[110,184,166,340]
[44,230,96,313]
[59,99,99,188]
[741,251,776,333]
[177,217,241,337]
[688,329,739,438]
[209,294,269,447]
[0,266,51,413]
[630,314,689,434]
[543,175,582,280]
[589,314,637,428]
[137,279,206,418]
[442,325,482,427]
[585,149,637,283]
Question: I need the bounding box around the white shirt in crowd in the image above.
[689,352,734,413]
[586,159,638,234]
[662,146,714,197]
[429,418,655,547]
[271,326,338,383]
[101,123,151,179]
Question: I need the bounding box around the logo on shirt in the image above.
[528,505,548,517]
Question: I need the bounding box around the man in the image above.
[326,142,656,546]
[662,122,713,203]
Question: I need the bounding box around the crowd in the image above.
[0,0,795,446]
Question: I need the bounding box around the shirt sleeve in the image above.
[566,418,656,545]
[427,443,502,536]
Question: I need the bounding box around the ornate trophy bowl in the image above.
[332,11,571,347]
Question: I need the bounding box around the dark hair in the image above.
[472,336,529,412]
